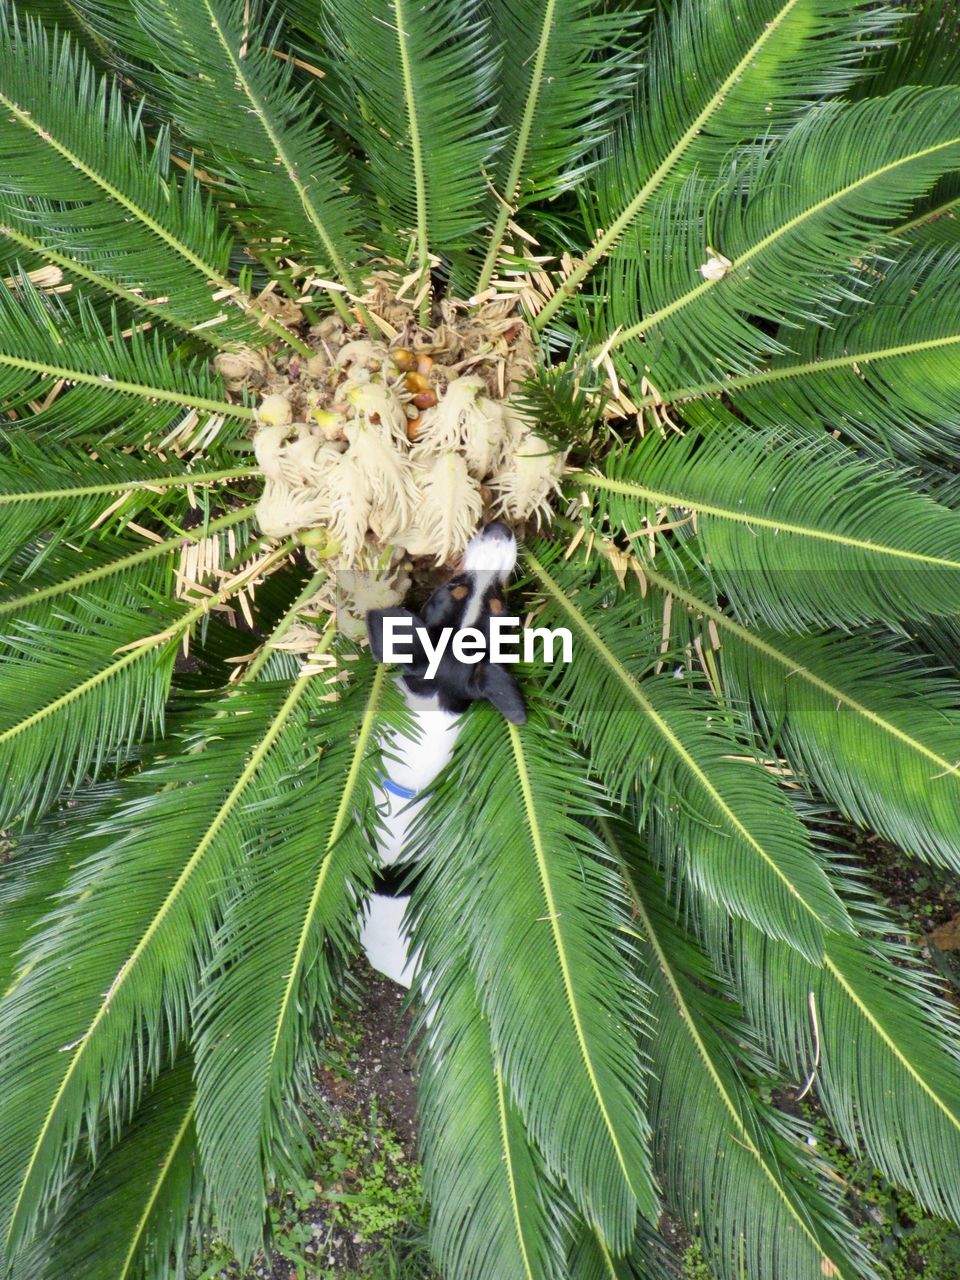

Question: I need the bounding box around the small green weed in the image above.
[186,1095,431,1280]
[680,1235,713,1280]
[806,1110,960,1279]
[313,1099,425,1241]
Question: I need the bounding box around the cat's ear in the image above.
[366,608,428,674]
[473,663,527,724]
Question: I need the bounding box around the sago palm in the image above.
[1,1,960,1276]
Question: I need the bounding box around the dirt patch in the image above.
[347,961,421,1146]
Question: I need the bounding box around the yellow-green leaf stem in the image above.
[0,350,255,419]
[475,0,557,295]
[633,329,960,408]
[394,0,430,321]
[265,659,387,1070]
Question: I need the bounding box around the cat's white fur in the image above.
[360,527,517,986]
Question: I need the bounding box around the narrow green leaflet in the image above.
[0,203,233,345]
[13,1,104,55]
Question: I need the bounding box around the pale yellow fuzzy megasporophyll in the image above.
[245,308,567,573]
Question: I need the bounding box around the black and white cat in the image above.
[361,521,524,985]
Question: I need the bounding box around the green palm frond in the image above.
[726,629,960,866]
[0,596,180,826]
[0,280,253,446]
[125,0,365,296]
[576,1222,690,1280]
[0,14,286,348]
[0,431,254,569]
[638,563,960,870]
[0,672,322,1254]
[474,0,641,292]
[0,198,232,345]
[704,886,960,1225]
[193,656,386,1260]
[608,823,877,1280]
[0,513,261,831]
[417,955,571,1280]
[319,0,501,287]
[0,818,75,995]
[537,0,895,329]
[2,3,960,1275]
[0,506,255,625]
[640,246,960,471]
[43,1060,200,1280]
[851,0,960,233]
[411,706,657,1251]
[603,87,960,387]
[860,0,960,97]
[526,550,850,961]
[13,0,104,53]
[584,417,960,626]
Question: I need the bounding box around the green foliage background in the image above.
[1,1,960,1277]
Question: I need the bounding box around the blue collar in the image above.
[378,774,418,801]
